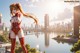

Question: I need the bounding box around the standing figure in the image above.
[9,3,38,53]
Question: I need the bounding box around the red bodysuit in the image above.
[10,12,28,53]
[11,12,21,35]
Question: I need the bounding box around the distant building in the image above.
[0,13,2,30]
[0,13,2,23]
[74,5,80,38]
[44,14,49,29]
[0,13,6,33]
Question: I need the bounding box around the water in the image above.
[0,47,6,53]
[17,32,73,53]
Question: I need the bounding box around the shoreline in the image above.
[52,37,78,44]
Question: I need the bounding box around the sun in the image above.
[45,1,66,15]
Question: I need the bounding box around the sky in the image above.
[0,0,80,27]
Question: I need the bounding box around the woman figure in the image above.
[9,3,38,53]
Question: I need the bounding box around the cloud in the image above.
[24,0,42,8]
[28,4,37,7]
[57,8,73,20]
[50,8,73,22]
[25,0,39,3]
[24,0,52,8]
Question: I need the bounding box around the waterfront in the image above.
[17,32,73,53]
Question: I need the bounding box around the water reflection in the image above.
[34,32,50,47]
[44,32,49,47]
[17,32,73,53]
[55,39,74,45]
[35,32,39,38]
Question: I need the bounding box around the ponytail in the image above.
[10,3,38,24]
[15,3,26,16]
[16,3,37,19]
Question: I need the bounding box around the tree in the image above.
[71,40,80,52]
[0,35,7,42]
[15,44,37,53]
[76,50,80,53]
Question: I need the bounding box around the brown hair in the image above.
[10,3,15,15]
[10,3,38,24]
[10,3,27,16]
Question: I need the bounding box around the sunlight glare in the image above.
[46,1,66,15]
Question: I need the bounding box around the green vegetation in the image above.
[15,43,46,53]
[44,51,46,53]
[61,35,64,38]
[0,31,9,42]
[56,35,64,38]
[15,44,38,53]
[0,35,7,42]
[56,34,73,38]
[0,31,45,53]
[56,35,60,38]
[76,50,80,53]
[66,34,72,37]
[71,40,80,52]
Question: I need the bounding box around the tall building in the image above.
[0,13,3,30]
[0,13,2,24]
[0,13,5,31]
[74,5,80,38]
[44,14,49,29]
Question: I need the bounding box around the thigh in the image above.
[10,30,16,39]
[18,29,24,38]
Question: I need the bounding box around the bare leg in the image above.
[11,38,16,53]
[19,37,28,53]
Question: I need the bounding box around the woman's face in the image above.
[12,7,17,14]
[11,5,20,16]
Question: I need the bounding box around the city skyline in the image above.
[0,0,79,27]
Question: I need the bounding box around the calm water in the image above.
[17,32,73,53]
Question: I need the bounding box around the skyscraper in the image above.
[0,13,2,24]
[0,13,3,30]
[44,14,49,29]
[0,13,5,31]
[74,5,80,38]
